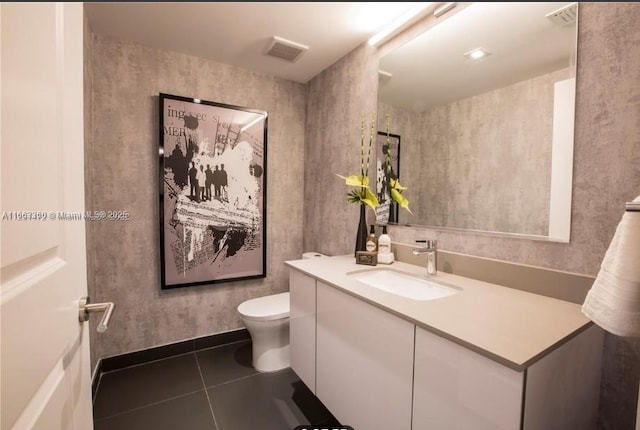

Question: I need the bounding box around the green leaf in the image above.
[346,190,363,204]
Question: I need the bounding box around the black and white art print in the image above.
[159,93,267,289]
[375,132,401,224]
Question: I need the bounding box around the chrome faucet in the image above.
[413,240,437,276]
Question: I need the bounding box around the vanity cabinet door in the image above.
[413,326,524,430]
[289,270,317,392]
[316,282,414,430]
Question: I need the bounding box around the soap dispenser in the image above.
[378,226,391,254]
[366,225,378,253]
[377,225,395,264]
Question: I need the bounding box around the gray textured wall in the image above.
[303,43,379,256]
[307,4,640,276]
[86,34,306,369]
[382,4,640,277]
[417,69,565,235]
[304,3,640,429]
[380,68,566,236]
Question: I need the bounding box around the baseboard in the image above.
[92,328,250,391]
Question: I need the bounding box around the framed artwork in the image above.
[159,93,267,289]
[375,131,401,224]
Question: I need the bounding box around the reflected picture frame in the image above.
[375,131,401,224]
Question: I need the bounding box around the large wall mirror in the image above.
[377,2,578,242]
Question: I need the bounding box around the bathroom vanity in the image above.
[286,255,603,430]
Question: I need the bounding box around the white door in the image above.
[1,3,93,430]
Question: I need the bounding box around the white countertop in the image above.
[285,255,593,371]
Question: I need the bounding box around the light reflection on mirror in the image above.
[376,2,578,242]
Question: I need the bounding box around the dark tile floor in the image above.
[93,340,340,430]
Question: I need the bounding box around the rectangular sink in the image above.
[348,268,460,301]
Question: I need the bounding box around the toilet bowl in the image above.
[238,252,327,372]
[238,292,290,372]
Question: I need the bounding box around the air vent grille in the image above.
[265,36,308,63]
[546,3,577,26]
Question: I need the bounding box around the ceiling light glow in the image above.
[353,3,416,32]
[464,47,491,61]
[368,3,433,47]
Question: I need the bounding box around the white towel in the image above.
[582,195,640,337]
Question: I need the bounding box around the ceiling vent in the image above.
[546,3,577,26]
[265,36,308,63]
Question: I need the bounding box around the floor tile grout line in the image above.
[100,339,250,376]
[194,338,251,354]
[94,341,256,426]
[100,350,198,375]
[203,369,265,390]
[194,352,220,430]
[93,388,207,422]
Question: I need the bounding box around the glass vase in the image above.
[354,204,368,257]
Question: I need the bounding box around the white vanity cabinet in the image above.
[288,265,603,430]
[316,281,415,430]
[413,324,603,430]
[289,270,317,392]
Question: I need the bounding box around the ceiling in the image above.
[85,2,421,84]
[378,2,577,112]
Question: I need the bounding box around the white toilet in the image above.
[238,252,326,372]
[238,292,290,372]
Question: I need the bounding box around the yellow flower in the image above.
[336,174,370,188]
[338,113,412,214]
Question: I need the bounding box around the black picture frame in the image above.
[375,131,401,224]
[159,93,267,289]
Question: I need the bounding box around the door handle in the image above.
[79,296,115,333]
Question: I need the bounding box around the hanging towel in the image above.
[582,195,640,337]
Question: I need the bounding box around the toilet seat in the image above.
[238,292,289,322]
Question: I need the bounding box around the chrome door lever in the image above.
[79,296,115,333]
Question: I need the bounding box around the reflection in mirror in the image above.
[377,2,578,242]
